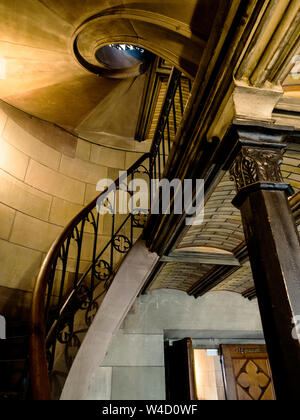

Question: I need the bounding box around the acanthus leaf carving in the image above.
[230,146,284,192]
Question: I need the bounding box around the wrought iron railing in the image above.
[30,154,151,399]
[30,67,191,400]
[149,68,192,181]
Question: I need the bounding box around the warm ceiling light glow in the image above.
[0,57,6,79]
[175,246,233,255]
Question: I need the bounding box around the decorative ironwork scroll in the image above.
[30,65,188,400]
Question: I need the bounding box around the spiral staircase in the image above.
[0,68,191,400]
[0,0,299,401]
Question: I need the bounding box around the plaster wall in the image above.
[72,289,263,400]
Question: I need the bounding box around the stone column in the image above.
[227,124,300,400]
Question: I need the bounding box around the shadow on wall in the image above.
[0,100,77,157]
[178,0,222,75]
[120,289,263,334]
[0,251,42,323]
[76,75,146,141]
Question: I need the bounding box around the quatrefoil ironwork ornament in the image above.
[95,259,112,281]
[113,235,131,253]
[132,212,148,228]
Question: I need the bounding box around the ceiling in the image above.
[0,0,299,299]
[0,0,219,147]
[150,142,300,298]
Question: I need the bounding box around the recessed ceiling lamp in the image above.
[95,43,151,74]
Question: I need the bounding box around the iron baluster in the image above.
[172,97,177,135]
[89,210,99,301]
[72,220,86,289]
[158,141,161,180]
[178,78,184,116]
[130,171,134,246]
[57,237,71,310]
[45,262,58,324]
[162,130,166,166]
[167,118,171,153]
[110,192,116,271]
[47,341,57,373]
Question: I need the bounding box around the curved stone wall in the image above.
[0,101,146,320]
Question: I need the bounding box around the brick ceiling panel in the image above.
[151,144,300,294]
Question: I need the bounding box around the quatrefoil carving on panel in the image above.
[237,360,270,400]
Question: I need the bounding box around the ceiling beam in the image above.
[187,243,248,297]
[161,251,240,266]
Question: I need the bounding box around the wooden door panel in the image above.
[221,345,276,400]
[165,338,197,400]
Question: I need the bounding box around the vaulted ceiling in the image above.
[150,143,300,298]
[0,0,219,146]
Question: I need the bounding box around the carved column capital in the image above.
[229,146,284,192]
[218,123,297,207]
[228,142,294,209]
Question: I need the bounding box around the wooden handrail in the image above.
[30,153,150,400]
[29,67,195,399]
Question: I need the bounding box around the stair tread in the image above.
[0,391,23,400]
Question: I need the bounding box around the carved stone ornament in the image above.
[229,146,284,192]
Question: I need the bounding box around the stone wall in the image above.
[0,101,146,320]
[80,289,263,400]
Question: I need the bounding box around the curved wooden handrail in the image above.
[30,153,151,400]
[29,67,187,400]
